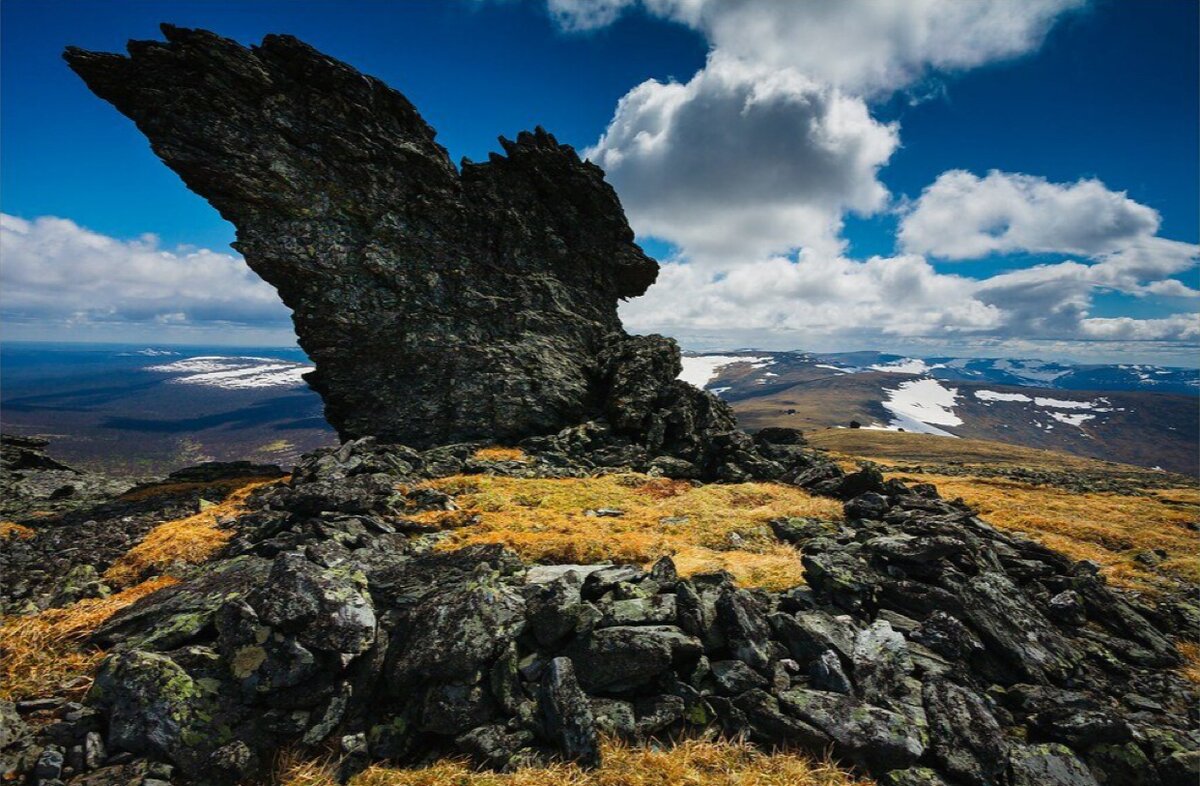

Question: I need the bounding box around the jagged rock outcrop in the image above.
[64,26,732,461]
[21,436,1196,786]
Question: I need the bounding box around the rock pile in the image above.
[0,435,129,519]
[0,450,284,616]
[17,435,1194,786]
[64,26,738,467]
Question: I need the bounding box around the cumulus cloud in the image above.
[579,1,1085,266]
[551,0,1084,94]
[587,54,898,261]
[898,170,1163,259]
[620,252,998,339]
[0,213,291,330]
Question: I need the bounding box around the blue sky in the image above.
[1,0,1197,364]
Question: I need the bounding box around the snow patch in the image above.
[878,379,962,437]
[1049,411,1095,428]
[678,355,772,388]
[147,356,313,390]
[974,390,1032,403]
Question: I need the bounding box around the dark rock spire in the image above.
[65,25,691,449]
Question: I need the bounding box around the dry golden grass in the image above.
[0,520,36,539]
[1177,642,1200,685]
[416,475,842,591]
[807,429,1124,473]
[0,577,177,701]
[898,473,1199,595]
[104,477,281,587]
[473,446,530,463]
[277,736,869,786]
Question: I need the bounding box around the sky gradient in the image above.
[2,0,1197,364]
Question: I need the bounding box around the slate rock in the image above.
[1007,743,1100,786]
[64,26,747,475]
[566,626,701,693]
[389,571,525,685]
[538,658,600,768]
[778,688,925,770]
[922,677,1007,785]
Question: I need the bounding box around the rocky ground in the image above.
[1,430,1197,786]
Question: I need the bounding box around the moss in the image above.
[231,645,268,678]
[684,702,709,726]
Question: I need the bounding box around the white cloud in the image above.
[898,170,1163,259]
[551,0,1084,94]
[620,251,1001,339]
[0,213,291,329]
[587,54,898,262]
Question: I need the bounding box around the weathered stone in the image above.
[731,690,829,750]
[420,682,495,736]
[778,689,925,770]
[922,678,1007,785]
[959,572,1078,683]
[710,660,768,696]
[455,724,534,770]
[252,553,376,655]
[881,768,952,786]
[1007,743,1100,786]
[770,611,856,664]
[810,650,854,694]
[63,26,745,470]
[566,626,701,693]
[715,589,774,671]
[538,658,600,768]
[851,621,914,706]
[598,594,677,627]
[388,572,525,685]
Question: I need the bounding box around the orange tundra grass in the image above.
[414,474,843,591]
[0,577,177,701]
[275,735,871,786]
[104,476,283,587]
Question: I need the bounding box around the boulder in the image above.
[566,626,702,693]
[1007,743,1100,786]
[537,658,600,768]
[778,688,925,770]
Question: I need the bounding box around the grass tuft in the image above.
[416,474,842,591]
[0,577,177,701]
[472,446,530,463]
[103,477,281,587]
[0,521,36,539]
[275,736,869,786]
[1178,642,1200,685]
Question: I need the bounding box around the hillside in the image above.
[2,24,1194,786]
[682,352,1199,474]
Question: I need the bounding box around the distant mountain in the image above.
[2,343,1195,476]
[681,351,1199,475]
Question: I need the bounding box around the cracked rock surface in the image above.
[65,25,735,462]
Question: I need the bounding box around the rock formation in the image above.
[65,25,726,459]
